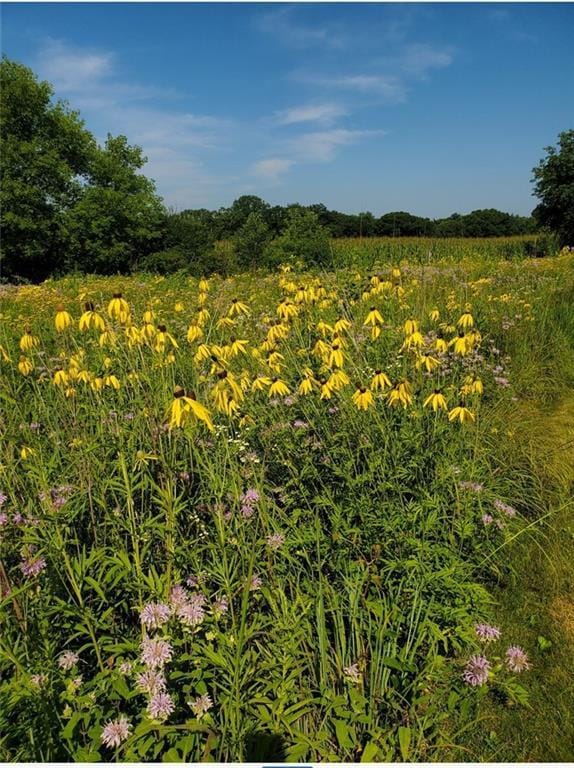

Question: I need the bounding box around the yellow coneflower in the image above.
[416,353,441,373]
[18,356,33,376]
[434,335,449,354]
[403,319,419,336]
[387,380,413,408]
[53,368,69,387]
[20,446,35,460]
[352,387,374,411]
[174,302,184,313]
[448,404,476,424]
[268,377,290,397]
[402,331,425,350]
[79,302,106,332]
[320,379,333,400]
[154,325,179,354]
[0,344,11,363]
[363,307,384,327]
[267,322,290,345]
[169,387,214,431]
[194,343,212,364]
[370,325,382,341]
[327,344,344,369]
[316,320,334,337]
[217,316,236,330]
[298,375,318,395]
[198,277,209,292]
[142,308,155,324]
[267,351,285,372]
[371,370,391,390]
[197,307,210,325]
[125,326,143,347]
[251,375,272,392]
[99,329,117,348]
[228,298,250,317]
[19,328,39,353]
[228,338,249,357]
[277,300,298,321]
[423,389,448,412]
[334,318,352,333]
[450,331,470,356]
[313,339,330,359]
[55,305,72,332]
[140,321,156,340]
[457,309,474,330]
[294,286,307,304]
[328,368,349,391]
[460,376,484,396]
[107,292,130,321]
[429,308,440,323]
[103,374,121,390]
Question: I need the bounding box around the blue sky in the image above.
[2,2,573,216]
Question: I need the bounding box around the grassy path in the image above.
[461,394,574,760]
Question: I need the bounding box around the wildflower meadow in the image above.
[1,244,573,761]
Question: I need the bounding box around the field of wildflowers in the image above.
[1,245,573,761]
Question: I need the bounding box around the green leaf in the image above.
[334,718,353,749]
[162,748,181,762]
[361,740,380,761]
[398,726,411,761]
[62,711,83,740]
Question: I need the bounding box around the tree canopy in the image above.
[532,129,574,247]
[0,57,165,280]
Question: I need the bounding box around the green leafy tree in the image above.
[68,135,165,274]
[0,57,94,280]
[266,207,332,268]
[532,129,574,247]
[234,211,272,269]
[217,195,270,238]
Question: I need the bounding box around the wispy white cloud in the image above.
[396,43,453,78]
[289,128,383,163]
[275,102,348,126]
[38,39,114,91]
[256,5,347,50]
[323,74,407,102]
[33,39,232,207]
[250,157,294,181]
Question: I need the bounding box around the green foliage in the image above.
[265,207,332,268]
[532,129,574,247]
[234,212,272,269]
[68,135,165,274]
[0,57,166,281]
[161,210,216,274]
[0,56,95,280]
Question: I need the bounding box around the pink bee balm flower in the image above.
[140,637,173,669]
[101,716,131,748]
[147,692,175,721]
[475,623,501,642]
[505,645,531,673]
[189,693,213,719]
[462,655,490,686]
[58,651,79,671]
[139,602,171,629]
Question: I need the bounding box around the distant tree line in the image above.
[1,57,571,282]
[171,198,538,241]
